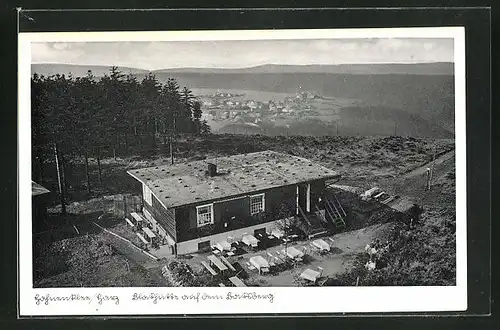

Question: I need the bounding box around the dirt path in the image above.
[379,149,455,202]
[401,150,455,181]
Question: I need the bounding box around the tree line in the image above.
[32,66,210,210]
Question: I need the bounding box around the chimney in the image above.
[207,163,217,177]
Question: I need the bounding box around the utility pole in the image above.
[53,143,66,215]
[336,121,339,136]
[394,120,397,136]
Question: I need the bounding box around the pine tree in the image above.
[180,86,194,133]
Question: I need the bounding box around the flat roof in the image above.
[32,181,50,196]
[127,150,339,208]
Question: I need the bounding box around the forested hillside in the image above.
[31,67,210,193]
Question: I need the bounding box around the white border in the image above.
[18,27,466,316]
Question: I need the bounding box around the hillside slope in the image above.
[153,62,454,75]
[31,63,148,77]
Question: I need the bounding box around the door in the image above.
[198,240,211,252]
[297,184,308,214]
[254,228,266,237]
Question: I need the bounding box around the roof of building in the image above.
[32,181,50,196]
[127,150,339,208]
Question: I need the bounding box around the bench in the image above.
[201,261,217,276]
[136,232,148,245]
[125,218,135,227]
[219,255,236,272]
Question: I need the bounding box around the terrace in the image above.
[178,221,392,287]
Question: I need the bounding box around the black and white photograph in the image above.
[18,27,467,315]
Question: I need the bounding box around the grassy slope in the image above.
[329,165,456,286]
[35,134,455,286]
[34,234,165,288]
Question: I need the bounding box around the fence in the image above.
[112,195,142,218]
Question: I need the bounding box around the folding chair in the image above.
[246,262,256,271]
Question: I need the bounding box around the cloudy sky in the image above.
[31,38,454,70]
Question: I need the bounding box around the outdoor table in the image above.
[130,212,145,225]
[216,240,232,252]
[207,255,228,272]
[312,239,330,252]
[229,276,247,287]
[142,227,156,240]
[271,228,285,239]
[242,234,259,247]
[282,246,304,260]
[249,255,270,274]
[300,268,321,282]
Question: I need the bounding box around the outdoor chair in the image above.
[246,262,256,271]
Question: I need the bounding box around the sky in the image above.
[31,38,454,71]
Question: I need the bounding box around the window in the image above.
[196,204,214,227]
[250,193,265,215]
[143,184,152,206]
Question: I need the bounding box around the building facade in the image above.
[128,151,340,255]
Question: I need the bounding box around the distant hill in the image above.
[31,62,455,138]
[31,63,149,77]
[154,62,454,75]
[32,62,454,77]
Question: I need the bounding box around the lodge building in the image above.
[127,151,341,255]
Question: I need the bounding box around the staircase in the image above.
[297,204,328,239]
[324,194,347,230]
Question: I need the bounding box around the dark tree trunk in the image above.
[97,149,103,185]
[53,143,66,215]
[60,153,68,200]
[113,129,118,160]
[84,151,91,194]
[170,135,174,165]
